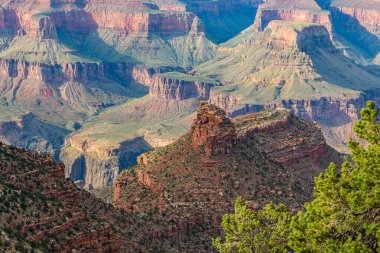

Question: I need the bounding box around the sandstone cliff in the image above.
[253,0,331,32]
[149,73,221,100]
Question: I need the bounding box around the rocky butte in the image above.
[113,102,341,251]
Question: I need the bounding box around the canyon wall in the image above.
[329,1,380,56]
[60,135,151,189]
[0,3,204,36]
[0,59,105,82]
[0,143,123,252]
[149,74,221,100]
[329,1,380,36]
[253,0,331,32]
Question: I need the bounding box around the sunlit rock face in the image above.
[253,0,331,32]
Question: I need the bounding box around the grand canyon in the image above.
[0,0,379,252]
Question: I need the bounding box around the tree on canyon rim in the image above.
[213,101,380,253]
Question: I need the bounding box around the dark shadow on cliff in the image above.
[315,0,332,9]
[300,22,380,96]
[191,7,258,44]
[330,9,380,59]
[118,136,152,172]
[57,27,150,97]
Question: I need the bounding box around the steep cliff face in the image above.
[329,0,380,58]
[60,135,152,189]
[330,0,380,35]
[0,59,105,82]
[48,7,203,35]
[189,102,237,155]
[253,0,331,32]
[149,73,221,100]
[114,103,340,251]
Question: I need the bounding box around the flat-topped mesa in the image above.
[264,21,335,52]
[189,102,237,156]
[253,0,331,32]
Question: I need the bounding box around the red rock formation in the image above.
[113,103,341,251]
[0,1,204,36]
[29,16,57,40]
[189,102,237,155]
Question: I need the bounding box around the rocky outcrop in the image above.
[149,74,220,100]
[260,20,334,51]
[190,102,237,156]
[29,15,57,40]
[113,103,341,251]
[253,0,331,32]
[233,109,328,167]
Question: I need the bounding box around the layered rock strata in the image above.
[149,74,221,100]
[189,102,237,155]
[253,0,331,32]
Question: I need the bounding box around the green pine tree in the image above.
[212,197,291,253]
